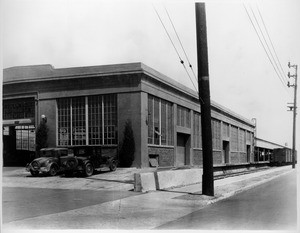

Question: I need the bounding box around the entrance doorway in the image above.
[247,145,251,162]
[3,125,36,166]
[222,141,230,164]
[176,133,190,166]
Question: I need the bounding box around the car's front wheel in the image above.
[30,170,39,177]
[109,161,117,171]
[83,163,94,177]
[49,165,58,176]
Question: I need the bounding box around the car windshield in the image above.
[40,150,55,157]
[75,148,89,157]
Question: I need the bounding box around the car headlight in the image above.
[31,161,39,170]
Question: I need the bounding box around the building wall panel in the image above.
[148,146,174,167]
[193,149,203,166]
[213,151,223,164]
[230,152,240,164]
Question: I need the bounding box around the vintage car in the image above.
[26,147,76,176]
[62,146,118,177]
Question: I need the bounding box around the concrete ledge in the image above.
[134,168,203,192]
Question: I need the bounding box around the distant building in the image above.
[254,137,289,163]
[3,63,256,167]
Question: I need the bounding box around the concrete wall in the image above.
[134,168,203,192]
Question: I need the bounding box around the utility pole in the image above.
[195,2,214,196]
[287,62,298,169]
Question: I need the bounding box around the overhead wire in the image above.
[164,6,198,84]
[152,5,199,94]
[249,6,288,86]
[255,4,288,82]
[243,3,291,95]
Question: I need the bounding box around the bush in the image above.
[36,121,49,152]
[119,120,135,167]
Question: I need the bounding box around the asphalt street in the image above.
[2,187,140,224]
[2,165,297,230]
[156,169,298,230]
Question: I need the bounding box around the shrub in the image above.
[119,120,135,167]
[36,121,49,152]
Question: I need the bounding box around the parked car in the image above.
[62,146,118,177]
[26,147,76,176]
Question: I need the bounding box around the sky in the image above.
[2,0,300,152]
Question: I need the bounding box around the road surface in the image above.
[156,170,298,230]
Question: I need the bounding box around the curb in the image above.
[207,168,294,205]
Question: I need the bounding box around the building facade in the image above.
[254,137,288,163]
[3,63,255,167]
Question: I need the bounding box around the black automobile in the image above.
[62,146,118,177]
[26,148,76,176]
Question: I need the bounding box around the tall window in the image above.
[177,105,191,128]
[57,98,71,145]
[15,125,35,151]
[148,95,174,146]
[103,95,117,145]
[246,131,252,142]
[154,97,160,145]
[222,122,230,138]
[212,119,221,150]
[57,94,117,146]
[3,98,35,120]
[88,95,102,145]
[231,126,238,151]
[239,129,246,152]
[72,97,86,145]
[193,112,202,148]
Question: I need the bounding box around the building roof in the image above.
[255,137,287,149]
[3,62,255,126]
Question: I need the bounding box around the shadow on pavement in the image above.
[84,176,134,184]
[158,189,203,196]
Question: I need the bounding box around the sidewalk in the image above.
[3,165,296,230]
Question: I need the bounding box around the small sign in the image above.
[3,127,9,136]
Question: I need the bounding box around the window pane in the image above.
[167,102,174,145]
[103,94,117,145]
[231,126,238,151]
[212,119,221,150]
[88,95,102,145]
[239,129,246,152]
[154,97,160,145]
[72,97,86,145]
[57,98,71,146]
[148,96,154,144]
[193,112,202,148]
[177,105,190,128]
[161,100,167,145]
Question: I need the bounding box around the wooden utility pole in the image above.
[195,2,214,196]
[287,62,298,169]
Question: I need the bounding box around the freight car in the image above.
[270,148,297,166]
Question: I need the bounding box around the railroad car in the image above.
[270,148,297,166]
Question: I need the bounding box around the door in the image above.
[223,141,229,164]
[176,133,190,166]
[247,145,251,162]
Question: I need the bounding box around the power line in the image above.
[164,6,198,84]
[255,4,288,82]
[249,6,287,86]
[243,3,290,95]
[153,5,183,62]
[152,5,198,93]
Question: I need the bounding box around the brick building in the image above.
[3,62,255,167]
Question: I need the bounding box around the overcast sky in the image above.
[2,0,300,152]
